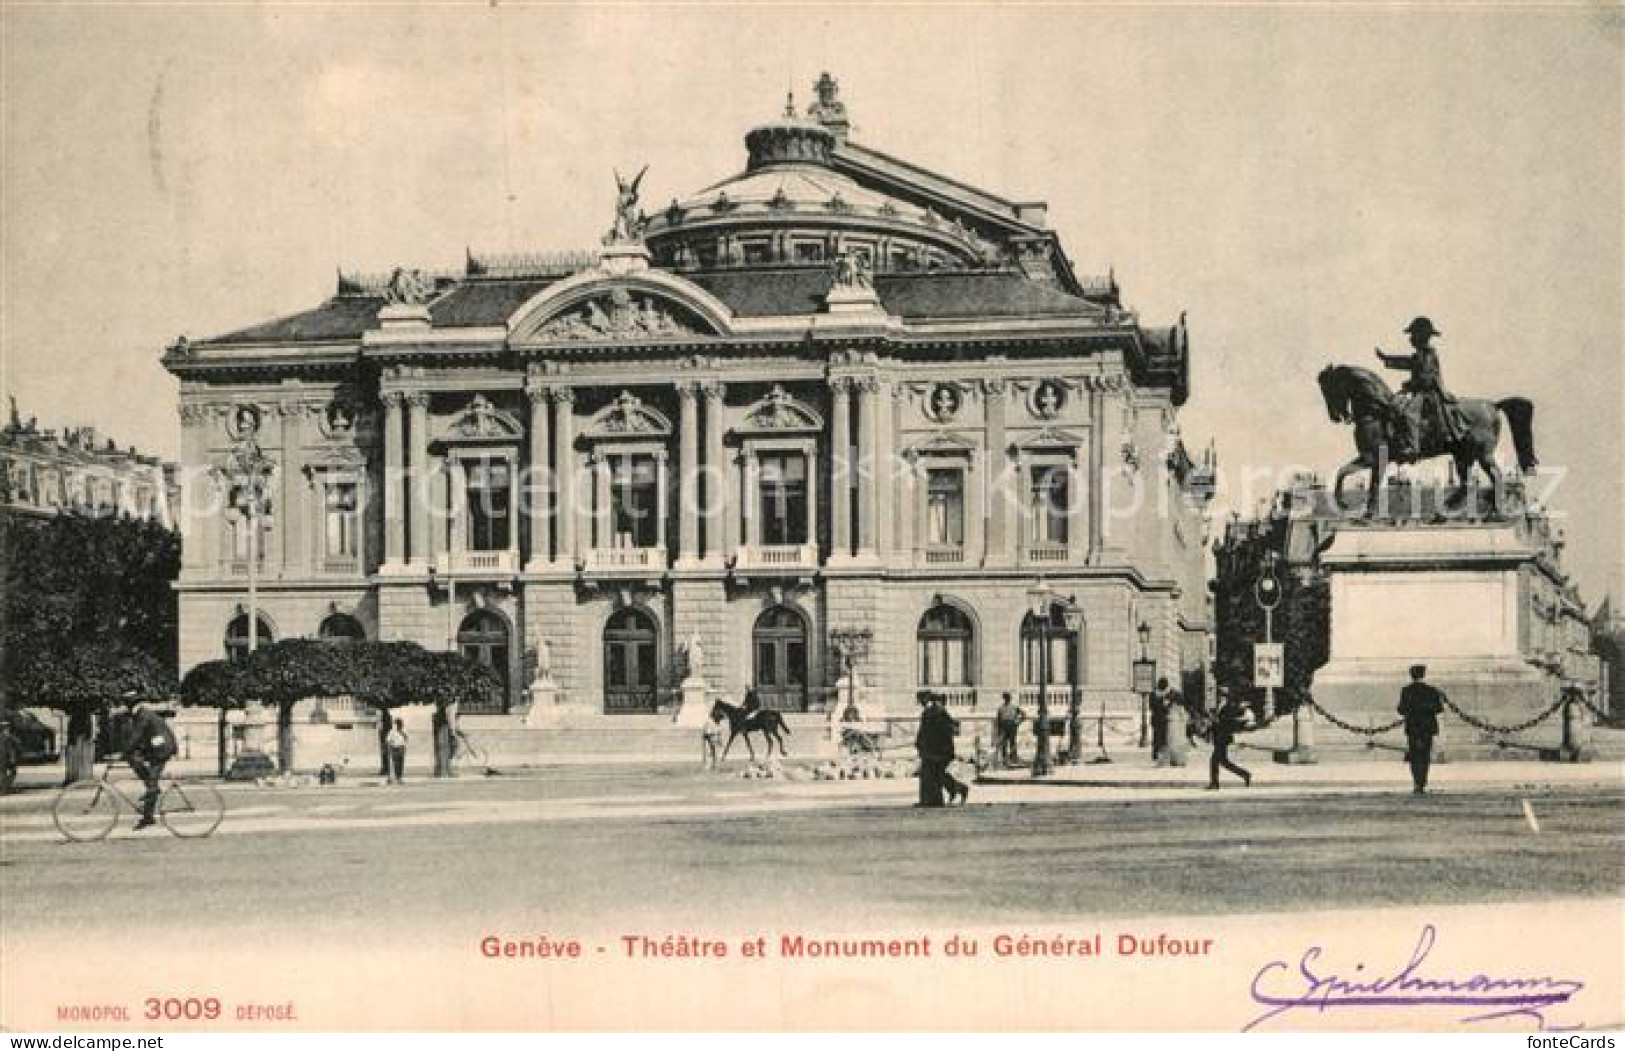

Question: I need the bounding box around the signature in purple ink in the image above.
[1246,924,1585,1032]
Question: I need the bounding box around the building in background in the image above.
[0,399,177,527]
[162,76,1214,735]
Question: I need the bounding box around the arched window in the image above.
[752,606,808,712]
[1020,611,1081,687]
[458,610,511,713]
[918,603,975,686]
[603,607,659,712]
[318,613,366,641]
[224,613,276,664]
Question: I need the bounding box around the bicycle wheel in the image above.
[53,781,120,842]
[160,780,224,838]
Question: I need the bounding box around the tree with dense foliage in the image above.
[2,511,181,782]
[177,639,499,775]
[6,640,176,781]
[1211,521,1331,720]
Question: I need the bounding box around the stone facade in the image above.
[163,77,1214,731]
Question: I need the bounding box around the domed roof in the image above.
[643,114,1000,267]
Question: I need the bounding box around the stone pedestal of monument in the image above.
[1311,520,1557,754]
[672,676,712,728]
[523,676,564,728]
[1162,705,1189,767]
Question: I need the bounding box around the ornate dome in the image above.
[644,113,1002,273]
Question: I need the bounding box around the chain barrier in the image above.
[1303,692,1569,737]
[1570,691,1611,721]
[1439,692,1565,735]
[1304,696,1404,736]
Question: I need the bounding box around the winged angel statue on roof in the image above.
[606,165,649,245]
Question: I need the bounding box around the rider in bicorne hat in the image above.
[1375,316,1465,456]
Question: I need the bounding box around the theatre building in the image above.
[165,77,1214,736]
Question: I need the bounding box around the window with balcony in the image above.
[1029,465,1070,546]
[465,460,511,552]
[324,481,359,559]
[918,603,974,686]
[758,452,808,546]
[925,468,965,547]
[611,455,661,548]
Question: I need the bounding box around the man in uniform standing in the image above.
[1376,316,1465,456]
[1398,664,1446,795]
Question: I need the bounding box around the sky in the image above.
[2,3,1621,602]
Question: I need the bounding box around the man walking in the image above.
[914,691,968,807]
[121,695,177,830]
[1206,694,1253,790]
[1398,664,1446,795]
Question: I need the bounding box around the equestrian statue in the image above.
[1318,317,1537,519]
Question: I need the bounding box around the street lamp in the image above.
[213,438,276,656]
[1027,580,1055,777]
[1133,620,1155,749]
[212,435,275,776]
[1061,601,1085,763]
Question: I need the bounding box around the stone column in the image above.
[874,376,894,557]
[382,392,406,567]
[984,379,1011,566]
[550,388,577,567]
[855,376,879,559]
[594,453,612,551]
[525,386,552,569]
[702,381,727,563]
[654,449,670,553]
[677,382,701,567]
[724,449,742,557]
[406,392,431,568]
[829,378,852,561]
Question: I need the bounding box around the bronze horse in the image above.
[710,698,792,762]
[1317,365,1536,518]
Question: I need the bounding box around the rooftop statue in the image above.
[1318,317,1537,520]
[606,165,649,245]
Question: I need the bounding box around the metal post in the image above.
[247,494,259,654]
[1033,615,1052,777]
[1264,604,1275,721]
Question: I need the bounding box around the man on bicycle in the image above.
[120,694,177,830]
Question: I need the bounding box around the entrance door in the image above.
[603,607,659,713]
[457,610,510,714]
[752,606,808,712]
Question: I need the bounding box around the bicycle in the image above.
[52,762,225,842]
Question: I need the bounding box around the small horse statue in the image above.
[1317,365,1537,518]
[711,697,792,762]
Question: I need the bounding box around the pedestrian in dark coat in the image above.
[1398,664,1446,794]
[1149,678,1176,762]
[914,691,968,807]
[1206,696,1252,790]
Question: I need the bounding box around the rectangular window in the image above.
[795,242,825,264]
[741,241,771,265]
[1030,465,1070,545]
[758,452,808,546]
[925,468,965,546]
[611,456,661,548]
[324,481,359,558]
[466,460,511,552]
